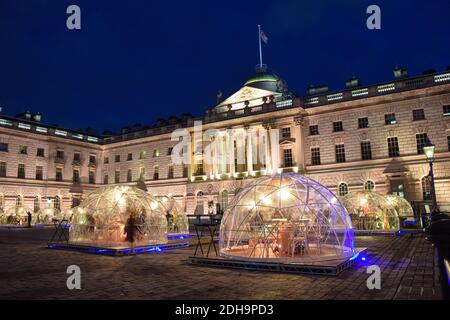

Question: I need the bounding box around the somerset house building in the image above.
[1,64,450,216]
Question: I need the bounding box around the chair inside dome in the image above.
[69,185,168,247]
[219,173,354,263]
[340,191,399,231]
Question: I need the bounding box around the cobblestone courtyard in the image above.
[0,228,442,300]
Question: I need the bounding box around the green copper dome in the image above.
[243,66,288,93]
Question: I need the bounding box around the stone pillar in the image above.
[228,129,235,177]
[263,124,272,174]
[246,127,253,174]
[294,116,305,173]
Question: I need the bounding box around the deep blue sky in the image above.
[0,0,449,133]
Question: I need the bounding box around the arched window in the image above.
[34,196,40,213]
[364,180,375,192]
[54,196,61,210]
[16,195,23,206]
[338,183,348,197]
[421,176,432,201]
[219,190,229,212]
[72,196,81,208]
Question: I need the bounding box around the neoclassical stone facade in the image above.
[1,66,450,215]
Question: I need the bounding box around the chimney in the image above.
[345,76,360,88]
[306,84,329,96]
[393,67,408,79]
[32,112,41,122]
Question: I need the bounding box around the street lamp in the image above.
[423,137,438,215]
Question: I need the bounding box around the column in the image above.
[269,124,280,173]
[294,116,305,173]
[228,130,235,177]
[263,124,272,174]
[246,127,253,174]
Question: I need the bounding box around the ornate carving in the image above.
[294,116,304,126]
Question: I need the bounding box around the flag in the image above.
[260,29,269,44]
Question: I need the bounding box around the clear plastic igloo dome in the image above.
[0,206,31,226]
[220,173,354,263]
[157,195,189,235]
[69,185,168,246]
[340,191,399,231]
[32,207,61,225]
[384,194,419,229]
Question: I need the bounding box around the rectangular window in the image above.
[56,150,64,160]
[139,151,146,159]
[56,168,63,181]
[104,157,109,164]
[167,147,173,156]
[19,146,28,155]
[387,137,400,157]
[413,109,425,121]
[361,141,372,160]
[89,155,96,164]
[103,174,108,185]
[37,148,45,157]
[153,149,160,158]
[18,164,25,179]
[333,121,343,133]
[283,149,293,167]
[127,153,133,161]
[335,144,346,163]
[36,166,43,180]
[385,113,397,125]
[115,170,120,183]
[311,147,321,165]
[281,127,291,138]
[416,133,428,154]
[73,169,80,183]
[115,155,120,163]
[443,105,450,116]
[73,152,81,162]
[0,143,8,152]
[358,117,369,129]
[127,169,132,182]
[153,166,159,180]
[309,125,319,136]
[89,171,95,184]
[0,162,6,177]
[168,165,174,179]
[183,165,188,178]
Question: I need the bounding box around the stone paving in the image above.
[0,228,442,300]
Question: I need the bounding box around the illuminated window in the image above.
[152,149,160,158]
[139,151,147,159]
[364,180,375,192]
[385,113,397,125]
[54,196,61,210]
[338,183,348,197]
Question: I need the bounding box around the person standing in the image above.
[27,211,32,228]
[124,213,141,254]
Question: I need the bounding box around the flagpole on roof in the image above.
[258,24,263,67]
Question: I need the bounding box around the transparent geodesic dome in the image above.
[340,191,399,231]
[220,173,354,263]
[60,207,81,222]
[157,195,189,235]
[32,207,61,225]
[69,185,168,246]
[384,194,419,229]
[0,206,31,226]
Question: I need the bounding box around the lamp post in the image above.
[423,138,437,215]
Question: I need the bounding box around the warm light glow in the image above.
[277,188,290,200]
[423,145,435,161]
[246,201,256,210]
[359,197,368,206]
[150,201,158,210]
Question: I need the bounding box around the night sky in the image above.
[0,0,449,134]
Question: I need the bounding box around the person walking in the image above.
[124,213,141,254]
